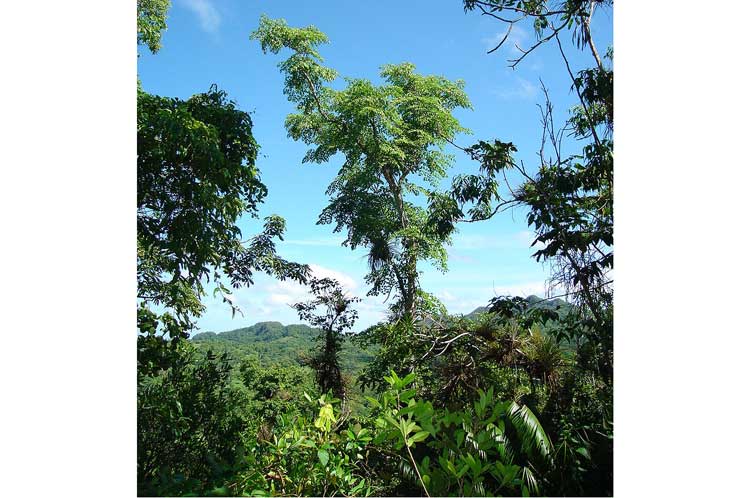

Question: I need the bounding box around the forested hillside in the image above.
[191,321,375,373]
[137,1,613,496]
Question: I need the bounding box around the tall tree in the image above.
[251,16,502,319]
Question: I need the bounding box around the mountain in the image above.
[463,294,572,319]
[191,321,374,373]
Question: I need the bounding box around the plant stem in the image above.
[405,440,430,498]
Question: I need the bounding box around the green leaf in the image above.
[317,449,330,467]
[410,430,430,444]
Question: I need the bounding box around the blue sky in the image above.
[138,0,613,332]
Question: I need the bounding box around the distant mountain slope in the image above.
[464,294,572,319]
[191,321,374,373]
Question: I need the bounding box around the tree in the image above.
[137,6,311,494]
[252,17,503,320]
[462,0,613,326]
[137,85,310,337]
[459,3,614,493]
[137,0,171,54]
[293,277,361,401]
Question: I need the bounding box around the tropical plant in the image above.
[369,371,554,496]
[230,394,375,497]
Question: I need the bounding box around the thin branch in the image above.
[455,197,518,223]
[477,3,521,24]
[508,22,567,69]
[553,30,603,149]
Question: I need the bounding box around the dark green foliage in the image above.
[239,357,321,424]
[355,371,554,496]
[137,16,313,494]
[137,340,246,496]
[138,86,309,334]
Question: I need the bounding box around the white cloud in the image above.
[309,264,357,291]
[496,76,539,100]
[259,265,388,329]
[446,248,477,264]
[180,0,221,34]
[452,231,537,250]
[256,264,359,312]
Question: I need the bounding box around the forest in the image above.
[137,1,613,496]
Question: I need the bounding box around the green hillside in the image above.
[191,321,375,373]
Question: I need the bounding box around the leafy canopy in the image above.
[137,85,309,335]
[252,16,497,318]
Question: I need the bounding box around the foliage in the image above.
[252,17,500,319]
[137,0,171,54]
[370,372,553,496]
[239,357,321,424]
[137,340,247,496]
[293,277,361,400]
[357,298,611,495]
[229,395,376,497]
[140,306,609,496]
[137,85,309,335]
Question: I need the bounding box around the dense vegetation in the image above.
[137,1,613,496]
